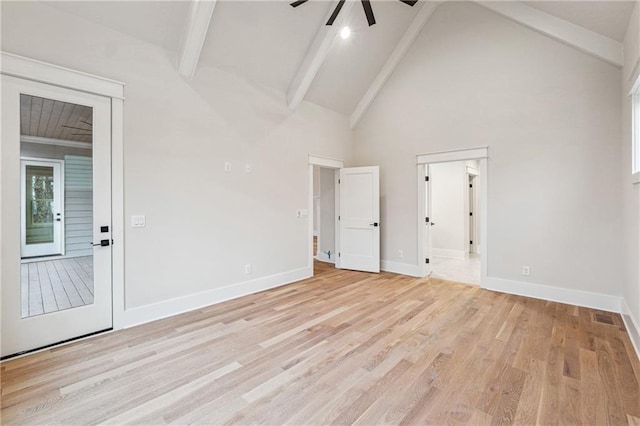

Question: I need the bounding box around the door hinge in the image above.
[470,183,473,188]
[339,252,341,257]
[425,258,430,264]
[469,212,473,216]
[470,240,473,245]
[338,215,340,221]
[425,176,429,182]
[338,179,341,184]
[425,217,429,223]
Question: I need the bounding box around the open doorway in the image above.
[418,147,488,286]
[427,160,481,285]
[312,165,338,266]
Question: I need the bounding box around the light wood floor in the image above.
[20,256,93,318]
[2,261,639,425]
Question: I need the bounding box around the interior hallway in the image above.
[431,253,481,286]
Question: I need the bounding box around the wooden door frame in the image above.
[1,52,126,332]
[417,147,488,284]
[308,155,344,274]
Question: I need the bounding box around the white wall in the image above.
[353,2,623,299]
[319,168,335,260]
[430,162,467,258]
[621,2,640,348]
[1,2,353,316]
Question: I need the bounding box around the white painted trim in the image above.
[476,1,623,68]
[178,0,217,79]
[350,1,441,128]
[21,135,92,150]
[485,276,622,313]
[1,52,124,99]
[417,147,488,164]
[111,98,125,330]
[622,298,640,363]
[432,248,468,260]
[287,1,356,110]
[308,155,344,169]
[633,172,640,185]
[123,267,312,328]
[381,260,421,277]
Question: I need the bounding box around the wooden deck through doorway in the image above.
[20,256,93,318]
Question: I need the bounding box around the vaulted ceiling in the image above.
[44,0,635,128]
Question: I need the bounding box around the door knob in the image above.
[430,222,435,226]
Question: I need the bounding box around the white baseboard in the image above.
[484,276,622,313]
[622,298,640,363]
[381,260,421,277]
[315,252,335,264]
[123,267,313,328]
[432,248,468,260]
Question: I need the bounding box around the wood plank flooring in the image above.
[20,256,93,318]
[2,261,639,424]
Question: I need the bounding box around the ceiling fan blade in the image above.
[398,0,419,6]
[361,0,376,26]
[326,0,346,25]
[290,0,308,7]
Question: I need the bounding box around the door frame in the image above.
[417,147,488,284]
[308,155,344,273]
[466,166,479,255]
[1,52,125,332]
[20,158,65,258]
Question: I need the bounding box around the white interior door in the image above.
[337,166,380,273]
[21,159,64,258]
[1,75,113,358]
[424,166,432,276]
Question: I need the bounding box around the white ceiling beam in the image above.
[178,0,217,79]
[287,0,357,110]
[476,1,623,68]
[350,1,441,129]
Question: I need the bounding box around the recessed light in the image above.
[340,26,351,40]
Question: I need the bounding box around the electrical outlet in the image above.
[398,249,404,258]
[522,266,530,276]
[224,162,231,172]
[245,264,251,274]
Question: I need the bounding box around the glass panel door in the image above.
[1,75,112,357]
[21,160,63,258]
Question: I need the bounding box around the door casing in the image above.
[1,52,125,356]
[417,147,488,283]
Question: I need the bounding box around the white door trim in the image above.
[417,146,488,164]
[417,148,488,286]
[20,158,65,258]
[2,52,125,332]
[308,156,344,273]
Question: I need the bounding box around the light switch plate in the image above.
[131,215,146,228]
